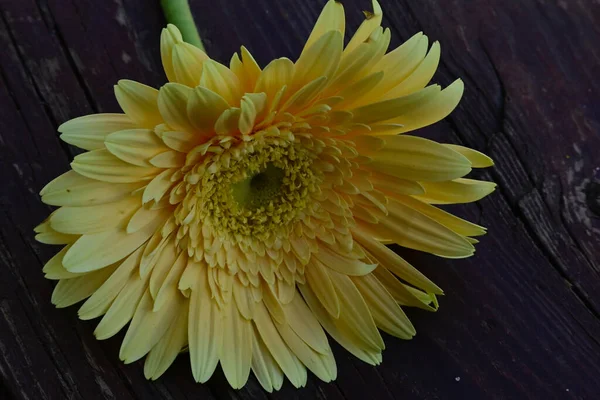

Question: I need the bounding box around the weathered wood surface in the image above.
[0,0,599,398]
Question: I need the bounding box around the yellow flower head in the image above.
[35,0,495,391]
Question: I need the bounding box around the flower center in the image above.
[231,162,285,210]
[176,135,323,249]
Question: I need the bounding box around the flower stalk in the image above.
[160,0,205,52]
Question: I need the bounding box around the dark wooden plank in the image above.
[0,0,599,399]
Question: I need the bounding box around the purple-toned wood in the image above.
[0,0,598,398]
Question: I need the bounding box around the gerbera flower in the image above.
[35,0,495,391]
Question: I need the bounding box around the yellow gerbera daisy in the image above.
[35,0,495,391]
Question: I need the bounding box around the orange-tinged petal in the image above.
[199,60,243,106]
[187,86,231,134]
[293,30,343,91]
[160,24,184,82]
[158,83,194,132]
[114,80,162,128]
[255,58,294,100]
[172,42,209,87]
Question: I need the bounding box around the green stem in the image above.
[160,0,206,52]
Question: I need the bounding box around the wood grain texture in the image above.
[0,0,598,398]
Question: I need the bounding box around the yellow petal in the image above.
[220,299,253,389]
[114,80,162,128]
[159,130,199,152]
[374,33,428,93]
[63,208,168,273]
[443,144,494,167]
[374,199,475,257]
[187,86,231,134]
[262,283,286,325]
[35,227,79,245]
[140,228,173,277]
[299,283,382,365]
[303,0,345,52]
[294,31,343,91]
[119,288,183,363]
[282,293,330,355]
[149,239,179,300]
[328,270,384,351]
[352,273,416,339]
[40,170,143,207]
[382,41,440,99]
[253,302,307,388]
[199,60,243,106]
[251,325,284,392]
[392,195,487,237]
[280,76,327,114]
[351,84,440,125]
[172,42,209,87]
[415,178,497,204]
[372,266,437,311]
[142,168,177,204]
[94,266,150,339]
[277,280,296,304]
[144,302,188,380]
[78,246,144,320]
[160,24,184,82]
[364,134,472,182]
[158,83,194,132]
[368,171,425,196]
[231,46,262,92]
[275,319,336,382]
[344,0,382,55]
[189,266,221,383]
[405,285,439,310]
[59,114,135,150]
[313,243,377,276]
[331,71,384,110]
[351,203,380,224]
[393,79,465,134]
[151,252,187,311]
[329,28,389,97]
[72,149,160,183]
[239,93,267,135]
[149,150,186,168]
[304,258,340,318]
[233,278,255,320]
[50,194,140,235]
[254,58,294,101]
[105,129,168,167]
[214,108,241,136]
[241,47,261,86]
[353,228,443,294]
[51,264,118,308]
[178,260,201,295]
[127,204,164,234]
[43,245,83,280]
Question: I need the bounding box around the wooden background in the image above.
[1,0,599,398]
